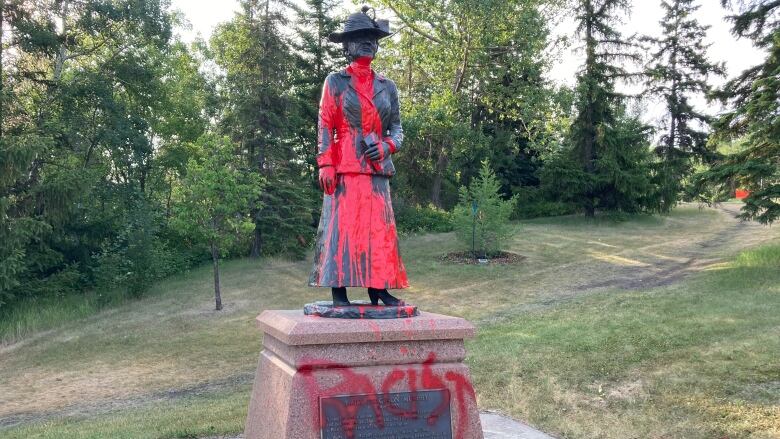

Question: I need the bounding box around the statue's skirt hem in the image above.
[308,173,409,290]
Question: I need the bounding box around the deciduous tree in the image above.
[173,135,263,310]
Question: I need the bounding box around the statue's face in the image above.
[344,31,379,60]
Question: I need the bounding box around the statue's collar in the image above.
[339,69,386,82]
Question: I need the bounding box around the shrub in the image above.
[395,204,454,234]
[515,200,578,219]
[453,162,517,257]
[512,186,578,219]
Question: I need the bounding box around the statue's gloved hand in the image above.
[318,166,337,195]
[363,132,390,162]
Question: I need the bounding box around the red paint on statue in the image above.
[329,173,406,288]
[299,358,385,439]
[445,370,478,439]
[421,353,450,426]
[310,54,408,290]
[348,57,385,173]
[369,321,382,341]
[380,369,419,419]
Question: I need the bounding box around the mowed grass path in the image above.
[0,203,778,438]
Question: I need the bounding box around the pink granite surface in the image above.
[256,309,476,345]
[245,310,484,439]
[263,334,468,369]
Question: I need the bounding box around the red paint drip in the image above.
[420,353,449,426]
[368,322,382,341]
[445,371,478,439]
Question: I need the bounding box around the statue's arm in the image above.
[316,76,337,168]
[384,80,403,154]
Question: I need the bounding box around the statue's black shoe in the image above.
[331,287,350,306]
[367,288,404,306]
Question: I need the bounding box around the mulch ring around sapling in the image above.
[441,251,526,265]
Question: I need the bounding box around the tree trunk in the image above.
[250,225,262,258]
[211,242,223,311]
[165,171,174,221]
[583,0,596,217]
[430,148,447,208]
[53,0,70,82]
[0,0,4,139]
[0,0,3,140]
[452,34,471,94]
[407,34,413,92]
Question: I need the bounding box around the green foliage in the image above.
[395,204,454,234]
[642,0,725,211]
[453,162,517,257]
[395,93,489,209]
[0,0,183,309]
[211,1,317,258]
[698,1,780,224]
[566,0,656,216]
[594,112,659,213]
[171,134,264,256]
[90,198,197,297]
[254,177,316,259]
[512,187,578,219]
[373,0,565,208]
[543,108,660,214]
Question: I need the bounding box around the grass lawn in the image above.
[0,203,778,439]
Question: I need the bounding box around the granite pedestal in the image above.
[244,309,483,439]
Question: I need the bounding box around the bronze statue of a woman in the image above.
[308,6,409,308]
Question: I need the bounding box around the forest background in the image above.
[0,0,777,313]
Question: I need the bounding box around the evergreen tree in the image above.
[561,0,655,216]
[542,104,657,215]
[643,0,725,212]
[290,0,341,172]
[211,0,314,258]
[453,162,517,257]
[700,0,779,224]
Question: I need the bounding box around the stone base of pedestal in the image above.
[244,310,483,439]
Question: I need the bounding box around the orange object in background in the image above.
[735,189,750,199]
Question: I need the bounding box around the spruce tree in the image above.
[701,0,779,224]
[212,0,314,258]
[562,0,655,216]
[290,0,341,178]
[643,0,726,211]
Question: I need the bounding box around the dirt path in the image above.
[579,204,769,291]
[477,204,777,324]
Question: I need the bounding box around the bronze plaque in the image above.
[320,389,452,439]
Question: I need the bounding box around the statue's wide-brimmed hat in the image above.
[328,6,391,43]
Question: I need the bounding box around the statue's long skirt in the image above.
[309,173,409,289]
